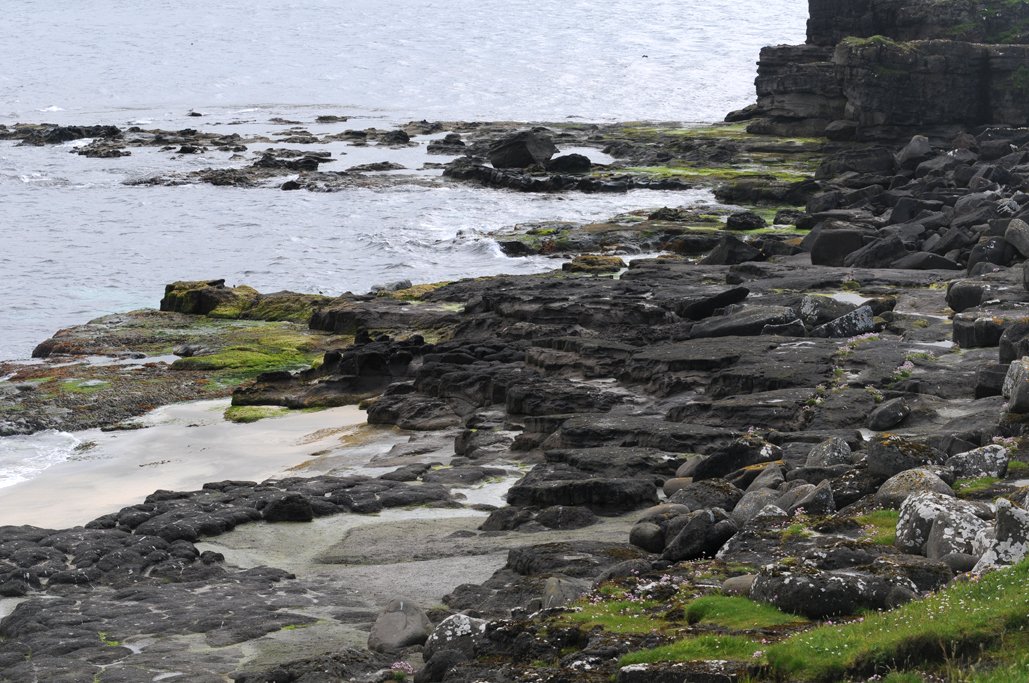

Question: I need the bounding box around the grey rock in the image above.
[811,305,875,338]
[897,492,982,555]
[867,398,910,431]
[368,598,433,652]
[877,468,953,509]
[422,614,487,661]
[1003,218,1029,258]
[805,437,852,467]
[926,507,989,560]
[731,488,782,526]
[790,479,835,515]
[628,522,664,554]
[722,574,757,596]
[661,509,738,561]
[667,479,744,512]
[946,444,1009,478]
[974,499,1029,572]
[543,575,590,608]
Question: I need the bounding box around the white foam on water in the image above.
[0,430,81,489]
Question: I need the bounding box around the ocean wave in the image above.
[0,430,81,489]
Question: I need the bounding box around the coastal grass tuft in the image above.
[855,509,900,545]
[619,634,761,666]
[561,597,664,634]
[1006,460,1029,477]
[954,477,1002,497]
[765,558,1029,681]
[685,595,807,630]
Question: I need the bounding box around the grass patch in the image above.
[685,595,807,630]
[782,523,812,541]
[954,477,1002,497]
[855,509,900,545]
[560,598,664,634]
[619,634,761,666]
[59,379,110,394]
[224,405,290,423]
[1005,460,1029,478]
[765,558,1029,681]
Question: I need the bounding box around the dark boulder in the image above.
[488,130,557,169]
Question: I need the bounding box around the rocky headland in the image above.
[4,1,1029,682]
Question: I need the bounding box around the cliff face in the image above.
[742,0,1029,140]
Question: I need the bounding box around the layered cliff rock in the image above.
[739,0,1029,140]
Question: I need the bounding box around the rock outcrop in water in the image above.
[737,0,1029,140]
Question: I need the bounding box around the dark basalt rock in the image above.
[488,130,557,169]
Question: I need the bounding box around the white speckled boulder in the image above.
[974,499,1029,572]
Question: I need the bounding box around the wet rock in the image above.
[488,130,557,168]
[725,211,767,230]
[506,464,658,513]
[262,493,314,522]
[547,154,592,174]
[698,234,764,265]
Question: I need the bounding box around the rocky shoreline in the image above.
[5,1,1029,681]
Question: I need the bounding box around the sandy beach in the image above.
[0,399,370,529]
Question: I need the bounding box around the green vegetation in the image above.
[562,597,664,634]
[241,292,333,322]
[59,379,110,394]
[685,596,807,630]
[782,523,813,541]
[379,281,452,301]
[840,35,913,52]
[855,509,900,545]
[622,165,811,185]
[765,559,1029,681]
[954,477,1002,497]
[223,405,290,423]
[171,323,319,384]
[619,634,761,666]
[97,631,121,647]
[1006,460,1029,477]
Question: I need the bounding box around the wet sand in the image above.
[0,399,369,528]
